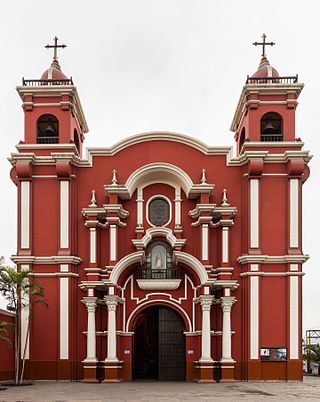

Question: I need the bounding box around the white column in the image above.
[110,225,117,261]
[174,187,181,226]
[136,187,143,226]
[290,276,299,359]
[83,298,98,362]
[90,228,97,264]
[105,296,119,362]
[222,227,229,263]
[20,265,29,359]
[250,264,259,360]
[250,179,259,248]
[20,181,30,249]
[289,179,299,248]
[60,180,69,249]
[199,295,213,362]
[201,224,209,261]
[220,297,235,362]
[60,264,69,359]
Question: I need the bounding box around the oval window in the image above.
[148,197,170,226]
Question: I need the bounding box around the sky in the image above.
[0,1,319,334]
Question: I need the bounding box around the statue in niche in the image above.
[152,245,166,270]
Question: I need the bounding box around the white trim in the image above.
[222,227,229,263]
[109,251,145,284]
[290,264,299,271]
[173,251,208,284]
[110,225,117,261]
[290,179,299,248]
[250,264,259,272]
[250,276,259,359]
[175,187,181,226]
[202,224,209,261]
[146,194,172,227]
[250,179,259,248]
[59,277,69,359]
[60,264,69,272]
[136,187,143,226]
[60,181,69,249]
[20,265,29,359]
[290,276,299,359]
[21,181,30,249]
[90,228,96,264]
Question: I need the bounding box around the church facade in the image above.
[8,38,311,382]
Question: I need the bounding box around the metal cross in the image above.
[253,33,275,57]
[45,36,66,60]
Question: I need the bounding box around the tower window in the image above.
[239,127,246,152]
[260,112,283,142]
[37,114,59,144]
[74,129,80,154]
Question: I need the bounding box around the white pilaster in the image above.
[222,227,229,263]
[174,187,181,226]
[90,228,97,264]
[250,264,259,359]
[83,297,98,362]
[137,187,143,226]
[110,225,117,261]
[250,179,259,248]
[290,276,299,359]
[199,295,213,362]
[105,296,119,362]
[220,297,235,362]
[20,264,29,359]
[289,179,299,248]
[60,273,69,359]
[21,181,30,249]
[60,180,69,249]
[201,224,209,261]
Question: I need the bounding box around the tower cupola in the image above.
[231,34,303,155]
[16,36,88,156]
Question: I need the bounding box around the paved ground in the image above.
[0,376,320,401]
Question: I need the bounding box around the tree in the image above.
[303,343,320,375]
[0,258,47,384]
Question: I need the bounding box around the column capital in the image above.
[104,295,120,311]
[220,296,236,312]
[83,297,98,312]
[199,295,214,311]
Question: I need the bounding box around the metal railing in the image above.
[260,133,283,142]
[37,136,59,144]
[246,75,298,85]
[137,268,181,280]
[22,78,73,86]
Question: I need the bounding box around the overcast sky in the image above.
[0,1,319,334]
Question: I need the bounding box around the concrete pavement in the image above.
[0,376,320,401]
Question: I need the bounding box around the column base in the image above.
[215,361,236,382]
[195,360,215,383]
[82,362,99,383]
[102,360,124,383]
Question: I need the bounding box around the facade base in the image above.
[82,362,99,383]
[216,361,236,382]
[102,361,124,383]
[195,361,215,383]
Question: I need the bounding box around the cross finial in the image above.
[45,36,67,60]
[253,33,275,57]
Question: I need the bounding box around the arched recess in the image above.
[126,299,192,333]
[125,162,193,198]
[109,249,208,286]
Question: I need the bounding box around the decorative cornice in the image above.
[240,271,305,277]
[11,255,82,265]
[132,227,186,249]
[237,254,310,264]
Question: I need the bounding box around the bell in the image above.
[44,123,55,136]
[263,120,275,134]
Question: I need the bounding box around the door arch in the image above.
[132,305,186,381]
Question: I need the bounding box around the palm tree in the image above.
[0,259,47,384]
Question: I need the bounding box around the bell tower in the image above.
[16,36,88,156]
[231,34,303,155]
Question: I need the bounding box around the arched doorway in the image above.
[132,305,186,381]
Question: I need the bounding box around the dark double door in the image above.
[133,306,186,381]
